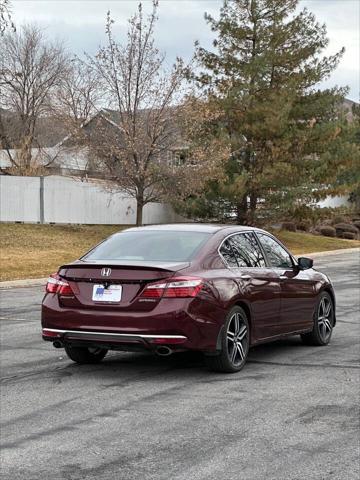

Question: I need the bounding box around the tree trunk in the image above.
[21,117,35,172]
[136,198,144,226]
[236,195,248,225]
[248,191,257,225]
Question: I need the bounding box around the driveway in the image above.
[1,250,359,480]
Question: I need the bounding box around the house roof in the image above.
[0,146,90,171]
[1,98,358,153]
[0,109,68,148]
[59,106,185,150]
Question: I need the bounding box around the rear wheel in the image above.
[301,292,334,346]
[205,306,250,373]
[64,345,108,364]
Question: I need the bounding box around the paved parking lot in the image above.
[1,251,359,480]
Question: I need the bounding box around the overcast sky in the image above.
[10,0,359,101]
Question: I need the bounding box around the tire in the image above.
[205,306,250,373]
[64,344,108,364]
[301,292,334,346]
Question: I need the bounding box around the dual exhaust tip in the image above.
[53,341,173,356]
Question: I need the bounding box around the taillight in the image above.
[140,277,203,299]
[45,273,73,296]
[46,274,59,293]
[140,282,167,298]
[57,280,73,295]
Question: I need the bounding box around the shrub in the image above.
[318,226,336,238]
[281,221,296,232]
[297,222,310,231]
[342,232,356,240]
[331,215,347,225]
[334,223,358,235]
[353,220,360,231]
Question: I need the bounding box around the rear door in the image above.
[256,233,316,332]
[221,232,281,341]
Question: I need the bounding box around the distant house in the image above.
[0,98,357,179]
[0,107,94,176]
[340,98,358,122]
[0,107,186,177]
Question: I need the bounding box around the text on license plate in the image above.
[92,284,122,302]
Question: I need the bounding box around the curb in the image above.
[0,248,359,290]
[0,278,48,289]
[298,247,360,258]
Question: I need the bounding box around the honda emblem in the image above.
[101,267,112,277]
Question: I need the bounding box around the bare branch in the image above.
[0,0,15,35]
[84,1,189,225]
[0,24,68,174]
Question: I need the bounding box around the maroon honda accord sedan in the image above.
[41,224,336,372]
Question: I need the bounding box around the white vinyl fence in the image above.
[0,175,185,225]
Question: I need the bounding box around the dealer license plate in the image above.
[92,284,122,303]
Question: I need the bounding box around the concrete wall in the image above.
[0,175,185,225]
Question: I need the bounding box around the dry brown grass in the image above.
[0,224,123,281]
[0,223,359,281]
[275,229,360,255]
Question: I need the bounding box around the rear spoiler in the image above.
[59,260,190,272]
[57,261,191,281]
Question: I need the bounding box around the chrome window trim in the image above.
[218,230,264,269]
[255,232,296,269]
[218,230,296,269]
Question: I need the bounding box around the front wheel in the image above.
[205,306,250,373]
[64,345,108,364]
[301,292,334,346]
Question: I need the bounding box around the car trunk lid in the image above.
[57,260,190,311]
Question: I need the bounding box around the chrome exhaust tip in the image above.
[155,346,173,357]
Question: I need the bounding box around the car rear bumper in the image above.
[41,294,225,352]
[42,328,188,351]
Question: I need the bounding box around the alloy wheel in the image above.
[317,296,333,342]
[226,312,248,366]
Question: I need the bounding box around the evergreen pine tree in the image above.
[182,0,356,224]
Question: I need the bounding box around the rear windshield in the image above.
[82,230,211,262]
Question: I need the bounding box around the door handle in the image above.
[279,275,288,280]
[239,275,251,281]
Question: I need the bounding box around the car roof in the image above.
[122,223,260,234]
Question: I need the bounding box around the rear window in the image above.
[82,230,211,262]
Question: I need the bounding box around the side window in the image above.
[257,234,293,269]
[229,233,266,267]
[219,239,238,267]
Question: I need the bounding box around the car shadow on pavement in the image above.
[57,335,307,381]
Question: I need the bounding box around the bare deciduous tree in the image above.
[86,1,187,225]
[54,59,101,123]
[0,0,15,35]
[0,24,67,174]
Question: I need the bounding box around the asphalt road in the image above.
[1,251,359,480]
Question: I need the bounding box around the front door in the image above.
[256,233,316,333]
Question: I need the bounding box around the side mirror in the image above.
[298,257,313,270]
